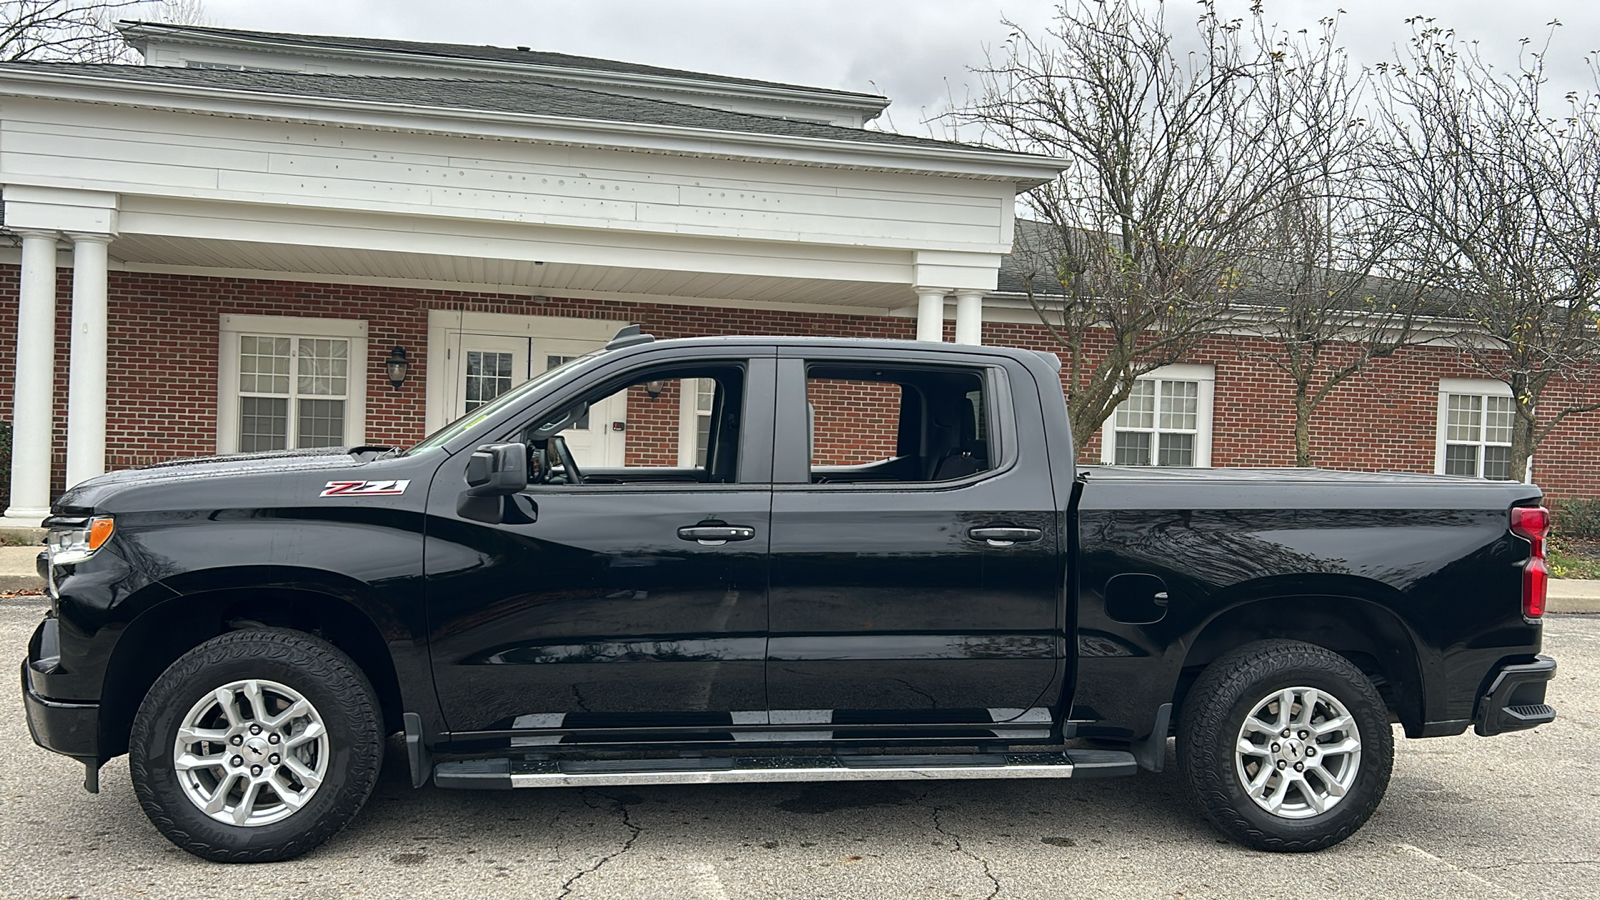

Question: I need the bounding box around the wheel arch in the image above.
[1174,588,1427,738]
[98,567,406,761]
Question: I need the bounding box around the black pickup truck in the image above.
[24,328,1556,862]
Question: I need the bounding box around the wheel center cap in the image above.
[1280,739,1305,762]
[245,738,269,759]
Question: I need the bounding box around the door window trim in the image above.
[505,355,777,489]
[771,356,1017,491]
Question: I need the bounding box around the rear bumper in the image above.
[1474,655,1557,737]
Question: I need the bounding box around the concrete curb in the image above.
[1548,580,1600,614]
[0,545,43,594]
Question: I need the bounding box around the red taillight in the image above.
[1510,506,1552,619]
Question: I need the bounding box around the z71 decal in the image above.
[320,479,411,497]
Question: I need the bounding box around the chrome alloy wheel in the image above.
[172,679,330,827]
[1234,686,1362,819]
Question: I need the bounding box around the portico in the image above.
[0,45,1060,524]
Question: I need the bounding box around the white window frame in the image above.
[217,314,368,453]
[1435,378,1528,481]
[1100,364,1215,467]
[676,378,716,467]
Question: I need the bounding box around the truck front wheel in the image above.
[1177,639,1393,852]
[128,629,384,862]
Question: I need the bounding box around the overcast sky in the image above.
[193,0,1600,134]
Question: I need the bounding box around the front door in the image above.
[424,353,778,743]
[764,352,1063,736]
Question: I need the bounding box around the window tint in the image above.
[804,365,992,484]
[524,365,746,486]
[808,378,901,466]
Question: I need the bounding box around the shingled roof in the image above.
[117,21,887,106]
[0,62,1014,157]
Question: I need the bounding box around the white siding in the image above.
[1,99,1012,255]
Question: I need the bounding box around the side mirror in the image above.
[464,443,529,494]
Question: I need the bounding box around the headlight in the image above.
[46,516,115,566]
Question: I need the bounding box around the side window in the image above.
[804,364,993,484]
[524,365,745,486]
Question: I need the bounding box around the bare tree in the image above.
[959,0,1315,452]
[0,0,205,63]
[1246,16,1428,466]
[1373,22,1600,482]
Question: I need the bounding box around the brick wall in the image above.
[621,381,681,467]
[809,379,901,466]
[1,264,1598,500]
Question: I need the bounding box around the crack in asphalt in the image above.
[569,683,592,713]
[892,677,941,710]
[921,791,1001,900]
[1465,860,1600,869]
[556,791,643,899]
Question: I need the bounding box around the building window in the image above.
[218,315,367,454]
[545,356,589,429]
[1436,379,1518,480]
[1101,364,1215,467]
[463,350,514,413]
[677,378,716,467]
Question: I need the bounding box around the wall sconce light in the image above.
[385,346,410,388]
[645,379,665,399]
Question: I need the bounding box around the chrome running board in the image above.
[432,750,1137,790]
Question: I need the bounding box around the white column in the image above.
[915,288,947,342]
[954,290,984,345]
[65,234,111,488]
[5,231,60,522]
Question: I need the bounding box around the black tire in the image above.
[128,629,383,862]
[1176,639,1393,852]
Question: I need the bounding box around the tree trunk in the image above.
[1511,411,1537,484]
[1294,383,1314,467]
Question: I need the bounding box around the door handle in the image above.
[677,525,756,545]
[968,526,1043,547]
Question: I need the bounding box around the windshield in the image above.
[405,351,602,455]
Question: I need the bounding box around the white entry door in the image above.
[455,334,529,415]
[426,312,628,470]
[532,338,626,468]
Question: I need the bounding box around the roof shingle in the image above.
[0,62,1014,156]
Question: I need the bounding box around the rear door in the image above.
[764,348,1065,739]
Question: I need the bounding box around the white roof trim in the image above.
[0,68,1064,188]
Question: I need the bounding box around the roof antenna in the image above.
[606,324,655,349]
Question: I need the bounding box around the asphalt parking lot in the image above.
[2,597,1596,900]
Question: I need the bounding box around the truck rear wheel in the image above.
[1177,639,1393,852]
[128,629,383,862]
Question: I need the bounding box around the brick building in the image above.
[2,23,1597,524]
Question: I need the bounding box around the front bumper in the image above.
[21,617,99,760]
[1474,655,1557,737]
